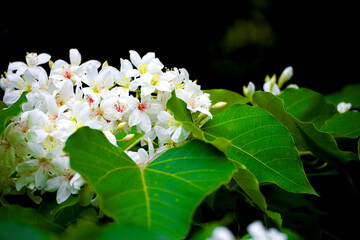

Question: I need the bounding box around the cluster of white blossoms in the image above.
[0,49,212,204]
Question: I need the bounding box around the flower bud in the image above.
[278,66,293,88]
[48,60,54,69]
[121,134,135,142]
[211,101,227,109]
[115,122,127,132]
[243,82,255,99]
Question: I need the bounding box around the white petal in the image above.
[148,58,163,73]
[36,53,51,65]
[129,110,141,126]
[27,141,46,158]
[103,130,118,146]
[45,176,64,191]
[57,182,72,204]
[129,50,142,67]
[35,169,48,189]
[86,63,98,84]
[51,59,68,70]
[142,52,155,65]
[3,89,21,105]
[70,49,82,66]
[247,221,267,239]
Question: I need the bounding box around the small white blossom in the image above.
[206,226,235,240]
[247,221,288,240]
[337,102,351,114]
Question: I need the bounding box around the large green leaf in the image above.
[320,111,360,139]
[0,91,27,136]
[167,91,316,195]
[279,88,336,128]
[200,104,316,195]
[64,127,236,239]
[253,91,358,169]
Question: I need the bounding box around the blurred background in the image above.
[1,0,358,97]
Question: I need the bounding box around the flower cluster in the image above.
[0,49,212,203]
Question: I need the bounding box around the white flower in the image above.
[82,64,114,102]
[175,88,212,118]
[100,94,135,121]
[140,71,174,96]
[125,138,155,166]
[10,52,51,77]
[128,97,153,133]
[247,221,287,240]
[50,49,100,87]
[337,102,351,114]
[46,170,84,204]
[206,226,235,240]
[128,50,164,77]
[263,79,280,95]
[156,111,190,143]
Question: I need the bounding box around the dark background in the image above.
[1,1,359,96]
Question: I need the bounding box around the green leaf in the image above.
[167,92,316,195]
[204,89,249,115]
[64,127,236,239]
[0,92,27,136]
[166,90,193,123]
[279,88,336,128]
[233,164,282,226]
[0,101,7,110]
[0,222,53,240]
[253,91,358,169]
[320,111,360,138]
[325,83,360,108]
[201,104,316,195]
[0,205,64,234]
[98,223,172,240]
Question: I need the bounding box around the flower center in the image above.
[138,64,148,74]
[63,69,73,79]
[115,101,125,113]
[138,101,151,112]
[151,74,160,86]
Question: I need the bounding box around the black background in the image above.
[1,1,359,95]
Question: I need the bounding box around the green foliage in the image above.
[0,91,27,136]
[253,91,358,169]
[2,85,359,239]
[279,88,336,128]
[64,127,236,239]
[325,83,360,108]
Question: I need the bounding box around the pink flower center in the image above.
[63,69,72,79]
[115,101,125,113]
[138,101,151,112]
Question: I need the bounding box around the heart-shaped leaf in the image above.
[64,127,236,239]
